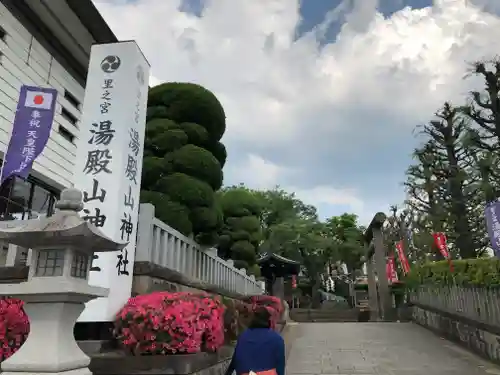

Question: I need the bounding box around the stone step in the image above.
[291,317,359,322]
[291,310,358,316]
[290,308,361,322]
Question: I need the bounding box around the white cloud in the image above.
[93,0,500,219]
[227,154,363,210]
[293,185,366,220]
[225,153,293,190]
[148,75,162,87]
[294,186,364,211]
[226,153,366,220]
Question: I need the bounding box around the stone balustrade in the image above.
[130,203,262,296]
[411,285,500,363]
[0,203,263,297]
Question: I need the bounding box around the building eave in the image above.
[66,0,118,44]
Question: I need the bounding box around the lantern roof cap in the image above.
[0,188,127,252]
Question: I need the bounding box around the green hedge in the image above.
[404,258,500,288]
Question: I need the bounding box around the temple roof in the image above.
[257,252,301,265]
[257,252,301,277]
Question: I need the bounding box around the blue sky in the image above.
[298,0,433,38]
[94,0,500,224]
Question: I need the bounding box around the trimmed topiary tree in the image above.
[217,188,262,274]
[141,83,226,245]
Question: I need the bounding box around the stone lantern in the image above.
[0,188,127,375]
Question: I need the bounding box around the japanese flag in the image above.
[24,90,54,110]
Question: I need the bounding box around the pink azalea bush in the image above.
[0,297,30,362]
[243,295,284,329]
[222,298,253,343]
[114,292,225,355]
[114,292,285,355]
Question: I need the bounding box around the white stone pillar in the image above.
[1,294,94,375]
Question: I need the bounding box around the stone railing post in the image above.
[135,203,155,262]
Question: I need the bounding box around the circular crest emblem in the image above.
[100,55,121,73]
[136,65,145,85]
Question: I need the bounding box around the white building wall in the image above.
[0,2,84,190]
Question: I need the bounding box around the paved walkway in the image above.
[286,322,500,375]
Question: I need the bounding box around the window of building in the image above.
[0,176,59,221]
[10,177,31,220]
[0,243,8,266]
[58,125,75,143]
[35,249,64,277]
[31,184,54,219]
[61,107,78,127]
[0,26,6,42]
[64,90,80,110]
[71,252,89,279]
[11,178,31,207]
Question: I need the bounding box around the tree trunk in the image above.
[445,141,475,258]
[311,273,322,308]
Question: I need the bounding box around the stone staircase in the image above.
[290,308,363,322]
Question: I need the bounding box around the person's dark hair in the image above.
[249,307,271,329]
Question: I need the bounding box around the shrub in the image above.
[114,293,284,356]
[190,206,218,233]
[224,295,284,338]
[231,241,257,263]
[217,188,262,270]
[114,292,225,355]
[154,173,215,208]
[181,122,210,147]
[207,141,227,168]
[247,264,262,277]
[143,82,227,246]
[243,295,284,329]
[171,145,223,190]
[404,258,500,288]
[222,298,253,343]
[140,191,193,235]
[0,297,29,362]
[148,82,226,142]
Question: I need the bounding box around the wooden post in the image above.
[373,226,393,321]
[365,252,379,320]
[272,277,285,300]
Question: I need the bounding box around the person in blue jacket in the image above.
[224,306,285,375]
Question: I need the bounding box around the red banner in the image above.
[432,232,454,272]
[291,275,297,289]
[432,232,449,258]
[395,240,410,274]
[386,254,398,284]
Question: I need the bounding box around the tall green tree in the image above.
[405,142,449,237]
[463,60,500,152]
[216,186,262,275]
[422,103,476,258]
[141,83,227,245]
[264,217,337,307]
[217,184,366,302]
[463,60,500,204]
[324,214,364,274]
[254,187,318,238]
[400,60,500,259]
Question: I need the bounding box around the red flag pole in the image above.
[432,232,453,272]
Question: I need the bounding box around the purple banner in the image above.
[0,85,57,185]
[485,200,500,257]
